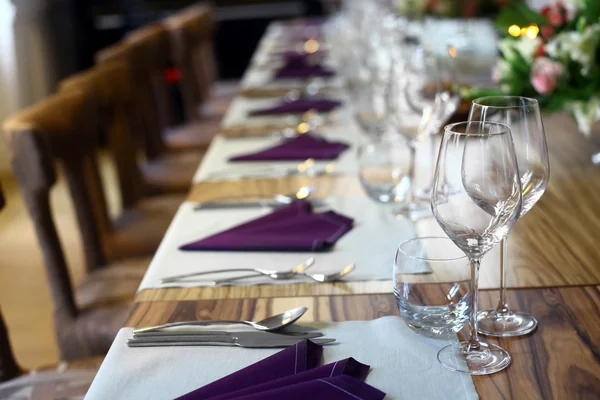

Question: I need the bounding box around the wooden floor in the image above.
[0,152,120,369]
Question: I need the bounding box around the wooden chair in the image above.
[95,40,202,193]
[2,91,151,359]
[59,62,191,209]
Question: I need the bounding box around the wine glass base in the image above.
[393,202,432,221]
[477,310,537,337]
[437,341,511,375]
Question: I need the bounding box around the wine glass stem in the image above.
[406,142,417,204]
[495,237,511,315]
[468,258,482,350]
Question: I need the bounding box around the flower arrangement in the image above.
[485,0,600,135]
[392,0,522,18]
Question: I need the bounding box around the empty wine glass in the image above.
[416,44,461,199]
[358,136,410,204]
[385,43,442,220]
[432,121,522,375]
[469,96,550,337]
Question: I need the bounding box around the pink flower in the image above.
[531,57,563,94]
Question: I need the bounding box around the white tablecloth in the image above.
[84,317,478,400]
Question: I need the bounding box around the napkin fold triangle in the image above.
[249,98,341,116]
[229,134,349,161]
[175,339,385,400]
[180,200,353,252]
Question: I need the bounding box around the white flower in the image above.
[568,98,600,136]
[499,36,541,62]
[545,24,600,75]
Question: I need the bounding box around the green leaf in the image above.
[495,3,548,32]
[582,0,600,23]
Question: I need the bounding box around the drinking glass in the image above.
[416,45,461,199]
[431,121,522,375]
[469,96,550,337]
[358,136,410,204]
[394,237,471,336]
[385,44,442,220]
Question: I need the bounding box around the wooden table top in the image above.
[127,285,600,400]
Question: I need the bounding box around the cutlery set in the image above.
[129,307,336,349]
[160,258,355,286]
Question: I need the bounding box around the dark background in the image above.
[71,0,325,79]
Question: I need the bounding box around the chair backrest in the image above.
[59,63,145,210]
[3,91,110,324]
[0,185,21,383]
[95,40,166,161]
[185,4,217,99]
[125,24,173,154]
[166,3,217,112]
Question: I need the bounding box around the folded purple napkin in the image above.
[278,51,326,68]
[210,357,370,400]
[176,339,385,400]
[175,340,322,400]
[249,98,342,116]
[275,64,335,79]
[229,134,349,161]
[180,200,353,252]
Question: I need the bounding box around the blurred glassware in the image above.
[394,236,471,337]
[358,136,410,204]
[385,43,442,220]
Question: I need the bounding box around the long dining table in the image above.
[85,20,600,399]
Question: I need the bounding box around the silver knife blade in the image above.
[126,337,336,348]
[132,330,323,340]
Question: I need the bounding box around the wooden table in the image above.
[127,286,600,400]
[115,19,600,399]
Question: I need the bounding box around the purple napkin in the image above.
[224,375,386,400]
[229,134,349,161]
[180,200,353,252]
[210,358,370,400]
[275,64,335,79]
[176,339,385,400]
[249,98,342,116]
[278,51,326,68]
[175,340,322,400]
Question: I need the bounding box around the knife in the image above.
[127,335,335,348]
[132,330,323,339]
[194,199,329,210]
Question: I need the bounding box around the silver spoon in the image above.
[133,306,308,334]
[213,263,356,286]
[193,186,316,211]
[161,257,315,284]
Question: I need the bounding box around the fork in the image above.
[160,258,315,284]
[211,263,355,286]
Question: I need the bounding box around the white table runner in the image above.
[84,317,478,400]
[138,197,419,291]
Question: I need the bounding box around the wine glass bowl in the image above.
[431,121,522,375]
[358,138,410,204]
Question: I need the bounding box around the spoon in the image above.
[212,263,356,286]
[133,306,308,334]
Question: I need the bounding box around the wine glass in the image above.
[431,121,522,375]
[469,96,550,337]
[358,136,410,204]
[416,44,461,199]
[385,43,442,220]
